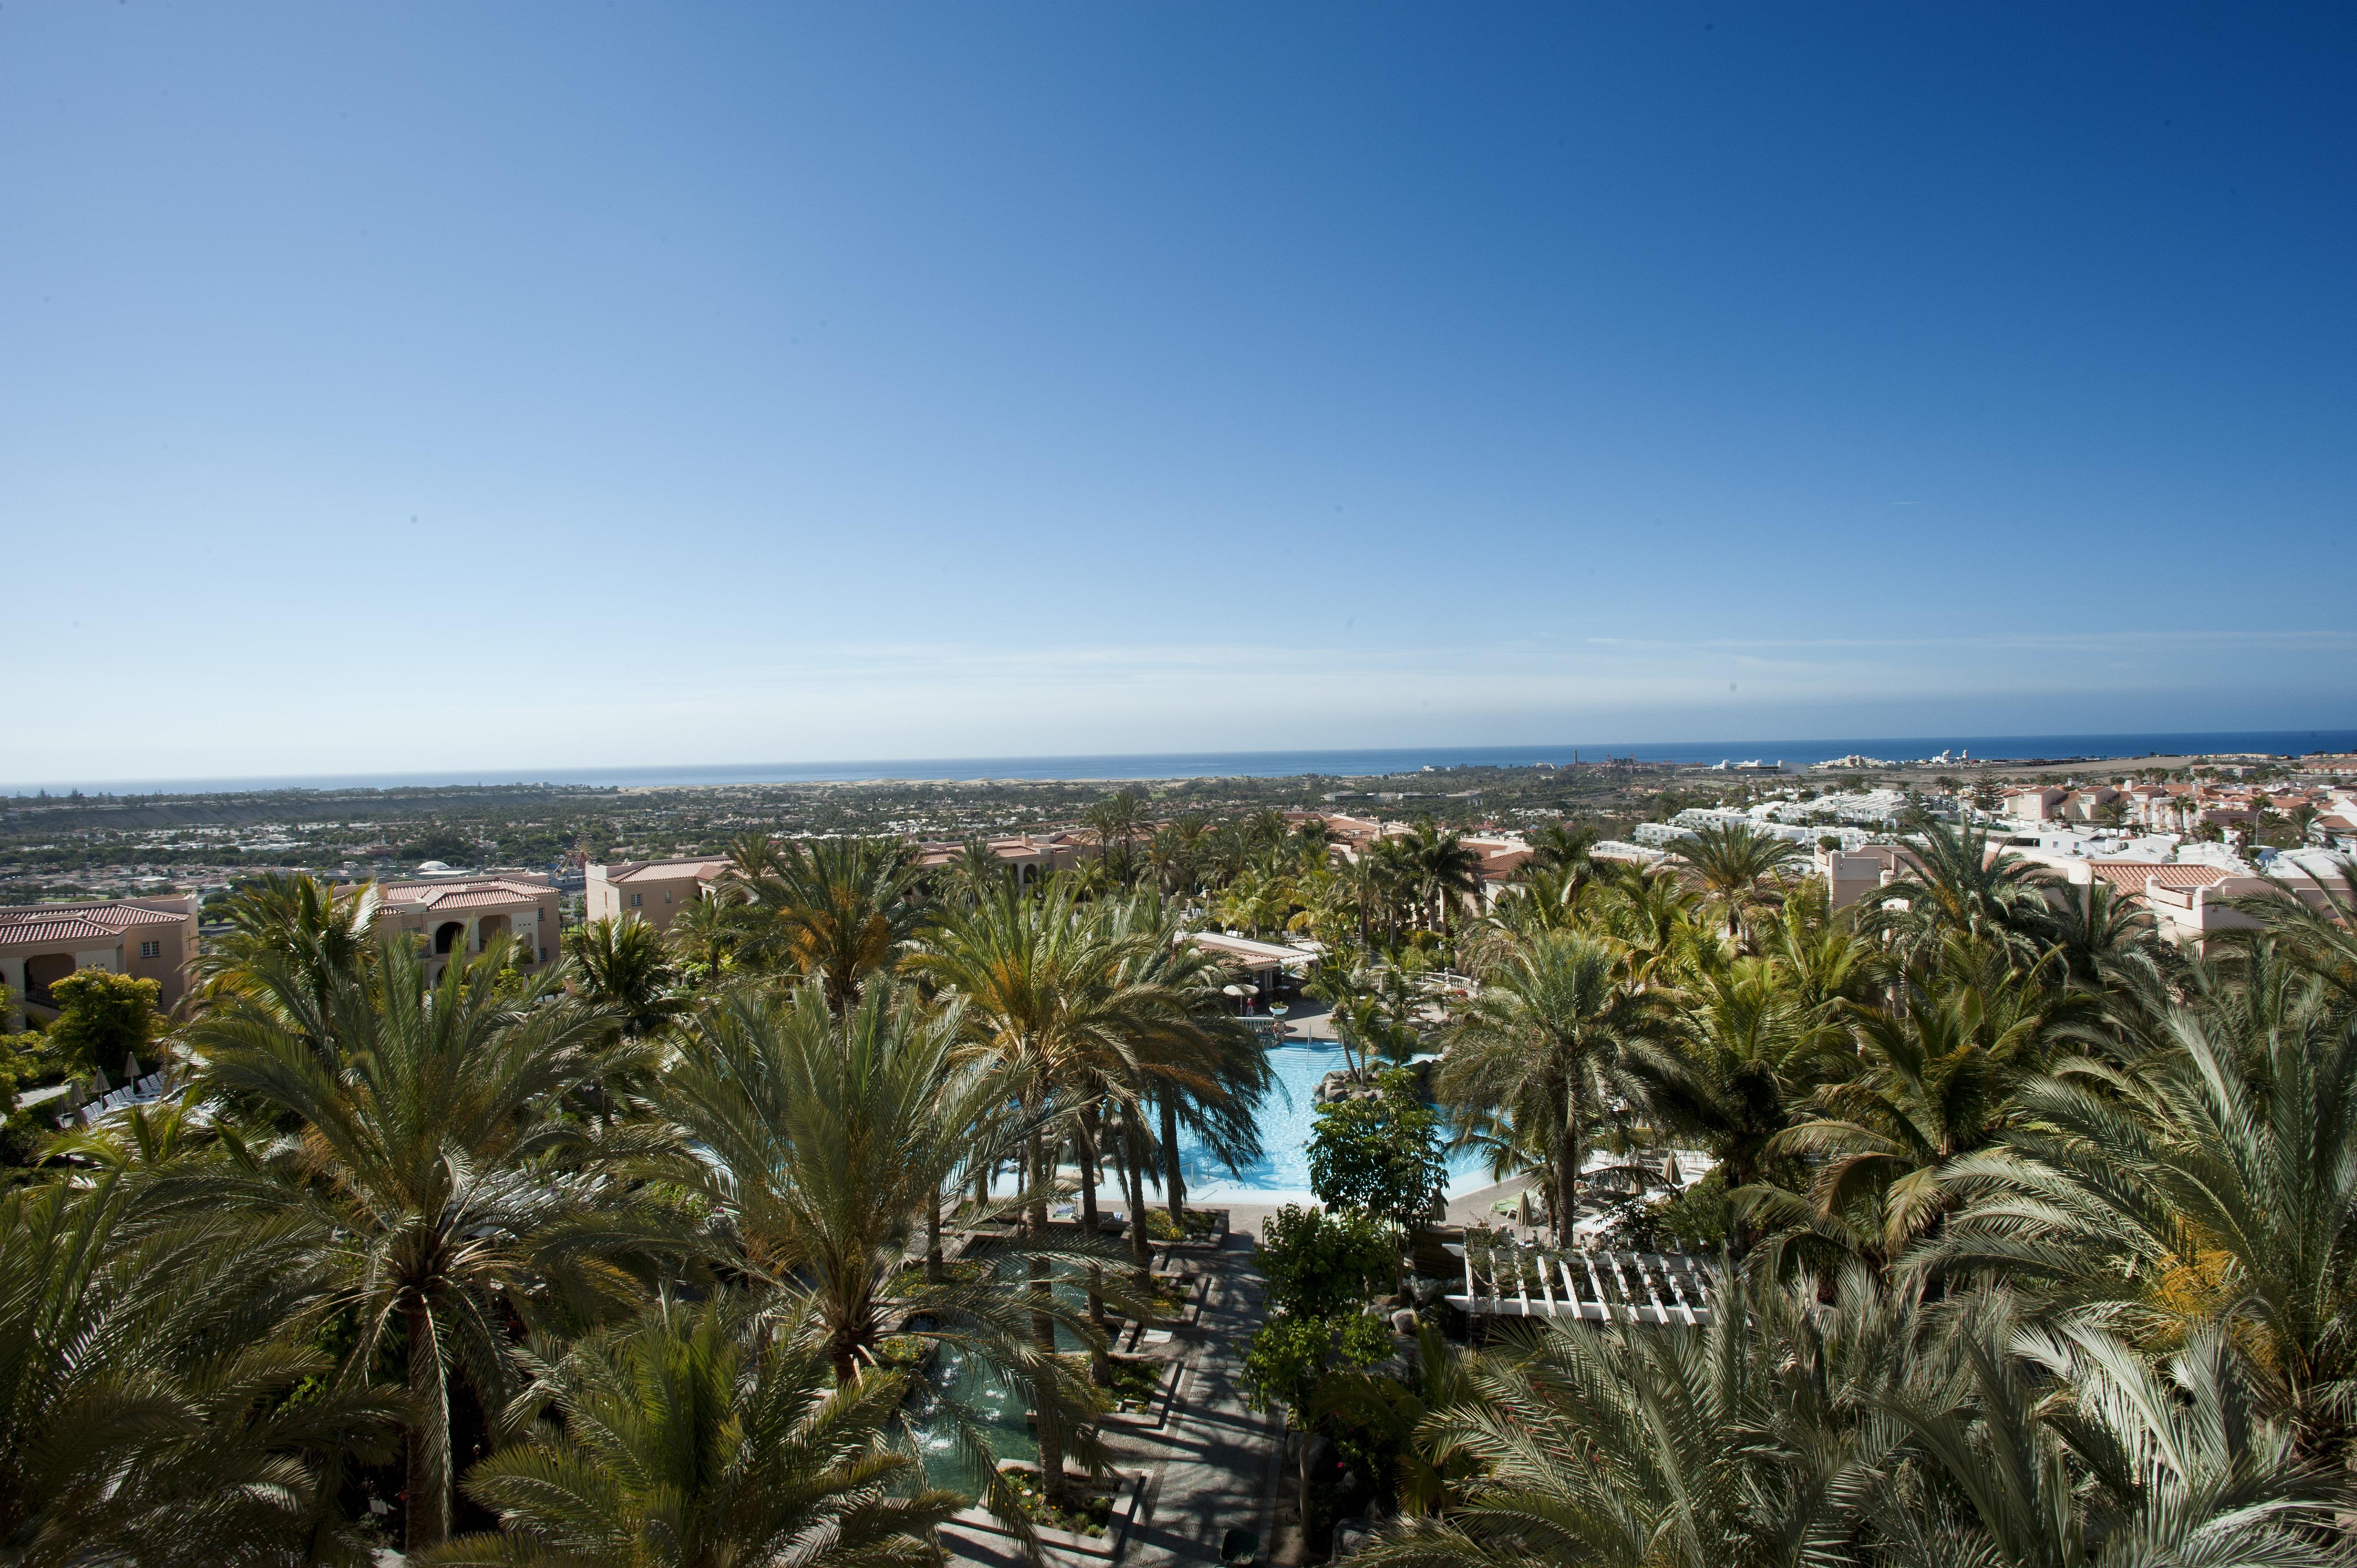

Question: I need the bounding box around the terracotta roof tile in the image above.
[2086,862,2232,897]
[0,916,123,945]
[0,902,184,936]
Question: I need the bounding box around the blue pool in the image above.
[1172,1039,1494,1205]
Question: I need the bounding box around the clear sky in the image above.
[4,3,2351,785]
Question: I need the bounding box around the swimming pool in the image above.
[1172,1039,1494,1205]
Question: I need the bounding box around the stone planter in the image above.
[1110,1269,1207,1350]
[948,1464,1143,1561]
[1097,1354,1185,1431]
[1149,1208,1231,1254]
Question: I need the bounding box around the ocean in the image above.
[15,729,2356,798]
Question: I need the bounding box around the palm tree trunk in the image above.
[1159,1095,1187,1233]
[925,1185,945,1286]
[1078,1109,1110,1386]
[1024,1125,1067,1501]
[1124,1128,1153,1287]
[1555,1088,1582,1248]
[404,1298,450,1553]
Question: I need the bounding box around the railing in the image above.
[1445,1239,1716,1325]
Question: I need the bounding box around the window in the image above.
[139,940,161,959]
[630,893,642,907]
[539,945,549,962]
[663,889,672,903]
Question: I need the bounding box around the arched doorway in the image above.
[23,953,74,1006]
[476,914,510,948]
[433,921,465,954]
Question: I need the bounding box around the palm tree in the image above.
[2043,878,2163,987]
[730,836,927,1012]
[1653,958,1843,1202]
[907,885,1171,1500]
[1147,815,1214,898]
[1364,835,1424,942]
[1672,821,1803,943]
[187,936,665,1552]
[937,837,1012,908]
[1869,1304,2343,1568]
[1403,820,1483,937]
[1214,866,1289,937]
[1525,820,1599,876]
[1354,1260,1916,1568]
[1086,790,1149,885]
[1435,930,1674,1242]
[1100,896,1269,1249]
[187,871,382,1046]
[1761,940,2072,1263]
[427,1292,965,1568]
[1356,1263,2340,1568]
[1859,821,2060,970]
[1589,869,1706,986]
[1758,879,1888,1014]
[2225,852,2357,1018]
[1928,994,2357,1459]
[0,1168,402,1568]
[667,891,747,982]
[563,914,691,1038]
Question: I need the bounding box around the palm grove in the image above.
[0,796,2350,1568]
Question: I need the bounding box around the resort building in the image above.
[1185,930,1318,999]
[586,855,737,930]
[0,895,200,1028]
[369,874,560,980]
[909,832,1098,887]
[1816,843,1915,911]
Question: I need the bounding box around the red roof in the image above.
[2086,862,2231,897]
[0,916,125,946]
[0,901,184,941]
[378,878,553,909]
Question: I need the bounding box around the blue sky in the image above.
[4,4,2351,785]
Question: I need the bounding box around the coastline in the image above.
[11,729,2355,800]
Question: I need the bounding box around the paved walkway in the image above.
[941,1235,1283,1567]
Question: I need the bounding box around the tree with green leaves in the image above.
[907,884,1172,1500]
[1351,1260,2342,1568]
[1308,1069,1448,1236]
[1258,1204,1396,1318]
[563,913,691,1038]
[642,979,1104,1521]
[1435,931,1673,1243]
[1927,991,2357,1461]
[39,967,161,1079]
[1672,820,1803,942]
[187,936,667,1554]
[0,1167,402,1567]
[1086,789,1149,885]
[1239,1309,1394,1529]
[1857,821,2060,970]
[726,834,928,1012]
[427,1291,965,1568]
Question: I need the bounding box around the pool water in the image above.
[1173,1040,1493,1205]
[905,1250,1100,1492]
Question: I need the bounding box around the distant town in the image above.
[6,745,2353,1025]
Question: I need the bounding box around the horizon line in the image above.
[10,725,2357,800]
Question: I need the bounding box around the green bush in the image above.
[1259,1204,1394,1317]
[41,969,161,1079]
[1306,1069,1446,1232]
